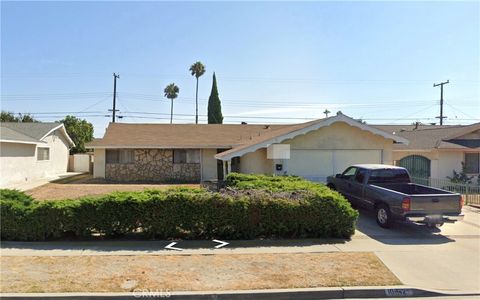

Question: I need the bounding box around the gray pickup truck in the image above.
[326,164,464,228]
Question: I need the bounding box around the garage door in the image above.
[288,149,382,181]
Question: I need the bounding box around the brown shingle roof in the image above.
[373,123,480,150]
[86,123,290,149]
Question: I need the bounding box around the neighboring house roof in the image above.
[373,123,480,151]
[87,113,409,161]
[0,122,75,146]
[215,113,409,161]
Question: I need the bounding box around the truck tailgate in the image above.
[410,194,461,214]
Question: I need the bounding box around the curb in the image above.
[1,286,479,299]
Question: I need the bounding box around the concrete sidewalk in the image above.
[2,206,479,293]
[2,172,85,191]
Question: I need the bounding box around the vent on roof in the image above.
[241,122,248,125]
[264,125,270,129]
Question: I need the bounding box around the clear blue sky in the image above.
[1,1,479,137]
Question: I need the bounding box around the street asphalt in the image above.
[2,206,479,293]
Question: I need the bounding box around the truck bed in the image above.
[370,182,461,214]
[373,182,452,195]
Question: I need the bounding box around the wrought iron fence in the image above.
[411,177,480,206]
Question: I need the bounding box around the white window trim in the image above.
[36,146,51,162]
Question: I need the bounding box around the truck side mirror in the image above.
[335,174,341,178]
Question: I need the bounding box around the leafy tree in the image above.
[1,111,37,122]
[189,61,206,124]
[164,83,179,124]
[448,162,474,184]
[58,115,94,154]
[207,72,223,124]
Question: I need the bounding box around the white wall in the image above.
[73,154,91,172]
[393,150,471,179]
[437,151,464,179]
[42,132,70,174]
[201,149,218,181]
[0,130,71,188]
[239,148,274,174]
[93,148,106,178]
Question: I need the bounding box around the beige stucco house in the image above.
[374,123,480,180]
[87,113,408,183]
[0,122,75,188]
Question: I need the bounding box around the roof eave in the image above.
[215,114,409,161]
[0,139,46,145]
[40,124,75,147]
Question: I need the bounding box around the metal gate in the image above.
[399,155,431,178]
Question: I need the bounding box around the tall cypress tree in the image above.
[207,72,223,124]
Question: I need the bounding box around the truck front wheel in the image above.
[376,204,393,228]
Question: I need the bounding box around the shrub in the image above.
[0,181,358,241]
[225,173,331,193]
[0,189,33,205]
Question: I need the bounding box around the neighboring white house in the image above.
[374,123,480,180]
[87,113,408,183]
[0,122,75,188]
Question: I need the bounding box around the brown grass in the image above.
[0,252,401,293]
[26,182,199,200]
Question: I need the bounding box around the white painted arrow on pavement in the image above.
[212,239,229,249]
[165,242,183,251]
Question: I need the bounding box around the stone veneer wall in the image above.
[105,149,201,182]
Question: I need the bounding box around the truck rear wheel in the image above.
[376,204,393,228]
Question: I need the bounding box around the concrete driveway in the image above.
[2,206,479,293]
[349,205,480,292]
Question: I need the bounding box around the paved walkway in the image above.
[2,206,479,292]
[2,172,85,191]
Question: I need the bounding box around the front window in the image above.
[465,153,480,174]
[37,147,50,161]
[106,149,134,164]
[173,149,200,164]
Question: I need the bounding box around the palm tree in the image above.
[164,83,179,124]
[189,61,206,124]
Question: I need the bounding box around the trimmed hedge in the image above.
[0,177,358,241]
[225,173,331,192]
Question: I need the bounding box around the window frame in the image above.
[37,147,50,161]
[173,149,200,164]
[464,152,480,174]
[106,149,135,164]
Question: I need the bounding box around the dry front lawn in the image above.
[0,252,400,293]
[27,182,199,200]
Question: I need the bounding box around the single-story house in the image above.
[374,123,480,179]
[0,122,75,188]
[86,112,408,183]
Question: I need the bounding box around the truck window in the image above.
[341,167,357,180]
[355,169,367,183]
[368,169,410,184]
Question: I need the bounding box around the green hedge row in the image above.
[1,176,358,241]
[225,173,331,193]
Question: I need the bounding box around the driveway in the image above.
[2,206,479,292]
[349,205,480,292]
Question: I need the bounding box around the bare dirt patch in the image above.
[0,252,400,293]
[26,182,199,200]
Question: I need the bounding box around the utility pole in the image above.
[433,80,449,125]
[111,73,120,123]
